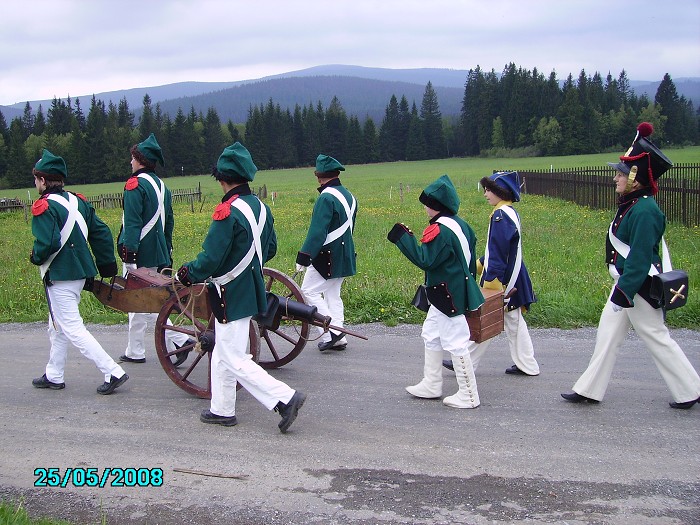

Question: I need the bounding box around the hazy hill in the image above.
[153,75,464,124]
[1,65,698,123]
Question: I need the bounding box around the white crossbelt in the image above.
[120,174,166,241]
[435,216,472,273]
[322,187,356,246]
[211,198,267,286]
[136,174,166,240]
[40,193,89,278]
[482,205,522,300]
[607,223,672,279]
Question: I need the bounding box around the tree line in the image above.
[0,63,697,189]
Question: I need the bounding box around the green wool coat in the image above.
[117,169,174,269]
[389,214,484,316]
[182,188,277,322]
[297,180,357,279]
[30,189,117,281]
[607,191,665,308]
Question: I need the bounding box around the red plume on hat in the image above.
[616,122,672,195]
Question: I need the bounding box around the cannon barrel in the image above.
[276,296,331,328]
[255,293,367,341]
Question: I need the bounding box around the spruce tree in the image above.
[420,81,446,158]
[362,118,380,163]
[202,107,227,168]
[138,94,155,139]
[326,96,348,161]
[655,73,685,144]
[345,116,364,164]
[378,95,402,161]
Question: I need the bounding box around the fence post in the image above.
[682,178,688,226]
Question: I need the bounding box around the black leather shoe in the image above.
[200,409,238,426]
[318,332,346,352]
[118,355,145,364]
[505,364,528,375]
[442,359,454,371]
[32,374,65,390]
[97,374,128,395]
[669,397,699,409]
[276,391,307,433]
[172,339,196,367]
[561,391,600,404]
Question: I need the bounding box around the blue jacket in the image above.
[479,204,536,311]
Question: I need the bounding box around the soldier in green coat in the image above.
[562,123,700,409]
[30,149,128,395]
[388,175,484,409]
[116,133,192,365]
[177,143,306,433]
[296,155,357,351]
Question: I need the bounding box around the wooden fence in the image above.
[517,163,700,227]
[0,184,202,214]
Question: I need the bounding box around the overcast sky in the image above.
[2,0,699,107]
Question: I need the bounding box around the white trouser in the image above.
[301,265,346,344]
[45,279,125,383]
[573,288,700,403]
[468,307,539,375]
[123,264,189,359]
[421,306,474,359]
[210,317,295,417]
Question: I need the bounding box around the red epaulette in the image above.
[31,196,49,216]
[421,223,440,243]
[76,193,88,202]
[212,194,239,220]
[125,176,139,191]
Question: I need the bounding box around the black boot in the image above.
[275,391,307,433]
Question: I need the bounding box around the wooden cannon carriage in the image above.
[91,267,364,399]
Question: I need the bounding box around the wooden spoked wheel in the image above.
[154,284,260,399]
[258,268,310,369]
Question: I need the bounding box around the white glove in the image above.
[295,264,307,273]
[611,303,623,312]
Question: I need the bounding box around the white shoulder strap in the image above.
[608,223,671,276]
[322,187,356,246]
[436,217,472,272]
[496,205,523,297]
[40,193,89,278]
[482,206,522,301]
[211,198,267,286]
[137,174,166,240]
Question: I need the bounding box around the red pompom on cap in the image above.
[637,122,653,138]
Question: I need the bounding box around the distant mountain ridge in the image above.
[2,65,698,123]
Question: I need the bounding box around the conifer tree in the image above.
[345,115,364,164]
[325,96,348,161]
[362,118,379,163]
[33,106,46,136]
[655,73,686,145]
[138,94,155,139]
[405,105,426,160]
[379,95,402,161]
[202,107,227,168]
[84,96,109,184]
[420,81,446,158]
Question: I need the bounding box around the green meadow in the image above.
[1,148,698,329]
